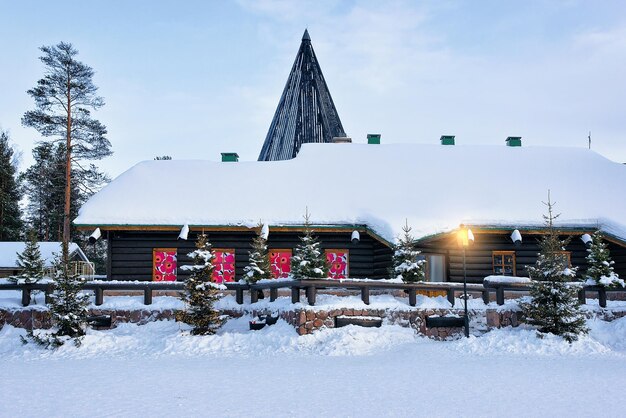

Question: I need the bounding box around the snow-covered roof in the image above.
[0,242,87,268]
[74,143,626,243]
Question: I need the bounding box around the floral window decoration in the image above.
[326,249,349,279]
[270,250,292,279]
[153,248,177,282]
[213,249,235,283]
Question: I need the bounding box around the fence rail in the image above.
[0,280,622,309]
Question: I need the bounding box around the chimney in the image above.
[332,136,352,144]
[506,136,522,147]
[221,152,239,162]
[440,135,455,145]
[367,134,381,144]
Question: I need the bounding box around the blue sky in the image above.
[1,0,625,177]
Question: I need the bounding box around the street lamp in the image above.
[457,224,474,337]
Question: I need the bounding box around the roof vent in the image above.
[367,134,381,145]
[440,135,455,146]
[332,136,352,144]
[221,152,239,162]
[506,137,522,147]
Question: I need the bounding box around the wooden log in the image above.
[21,288,31,307]
[306,286,316,306]
[250,288,258,304]
[446,288,455,306]
[578,289,586,305]
[236,288,244,305]
[408,289,416,307]
[599,288,607,308]
[95,288,104,306]
[291,287,300,303]
[143,288,152,305]
[361,286,370,305]
[482,290,490,305]
[45,286,52,304]
[270,288,278,302]
[496,287,505,306]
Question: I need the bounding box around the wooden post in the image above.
[143,287,152,305]
[482,290,490,305]
[496,287,505,306]
[408,289,416,307]
[95,288,104,306]
[250,288,258,304]
[291,287,300,303]
[306,286,316,306]
[361,286,370,305]
[598,288,607,308]
[578,289,586,305]
[236,288,244,304]
[21,288,31,307]
[270,288,278,302]
[446,288,455,306]
[45,286,52,304]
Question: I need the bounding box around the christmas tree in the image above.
[585,230,624,288]
[391,221,425,283]
[522,194,587,342]
[243,223,271,284]
[176,233,224,335]
[10,230,45,284]
[291,210,329,279]
[26,242,90,347]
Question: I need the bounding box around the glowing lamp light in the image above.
[457,225,474,247]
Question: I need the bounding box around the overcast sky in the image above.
[1,0,625,178]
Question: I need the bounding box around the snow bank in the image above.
[74,143,626,242]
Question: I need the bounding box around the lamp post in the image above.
[457,225,474,338]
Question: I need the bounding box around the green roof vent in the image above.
[367,134,381,145]
[221,152,239,162]
[506,137,522,147]
[440,135,455,146]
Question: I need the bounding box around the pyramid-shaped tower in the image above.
[258,30,346,161]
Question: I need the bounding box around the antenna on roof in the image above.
[588,131,591,150]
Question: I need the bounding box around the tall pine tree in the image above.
[9,230,45,284]
[391,221,426,282]
[291,210,329,279]
[585,230,623,288]
[522,194,587,342]
[243,223,271,284]
[176,233,224,335]
[23,42,112,247]
[0,130,22,241]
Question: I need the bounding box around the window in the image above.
[492,251,516,276]
[213,249,235,283]
[326,249,349,279]
[424,254,446,282]
[270,249,292,279]
[555,251,571,269]
[153,248,177,281]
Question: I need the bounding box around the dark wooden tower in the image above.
[258,29,346,161]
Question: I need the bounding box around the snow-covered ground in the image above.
[0,316,625,417]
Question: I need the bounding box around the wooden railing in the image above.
[0,279,622,308]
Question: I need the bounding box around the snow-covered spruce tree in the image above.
[522,195,587,342]
[10,230,45,284]
[391,221,426,283]
[585,230,624,288]
[176,233,224,335]
[27,242,90,347]
[291,210,329,279]
[243,223,271,284]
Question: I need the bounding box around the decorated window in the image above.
[270,249,292,279]
[153,248,177,282]
[326,249,349,279]
[492,251,516,276]
[213,249,235,283]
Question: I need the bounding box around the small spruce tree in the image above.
[10,230,45,284]
[26,242,90,347]
[291,210,329,279]
[522,194,587,342]
[391,221,426,283]
[585,230,624,288]
[176,233,224,335]
[243,223,271,284]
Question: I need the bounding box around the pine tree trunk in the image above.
[63,77,72,256]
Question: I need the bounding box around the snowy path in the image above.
[0,317,625,417]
